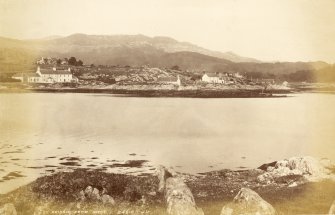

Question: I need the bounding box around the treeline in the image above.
[244,66,335,83]
[67,57,83,66]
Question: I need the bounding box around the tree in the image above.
[171,65,180,71]
[68,57,77,66]
[76,60,83,66]
[56,59,62,65]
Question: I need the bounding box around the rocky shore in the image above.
[0,83,291,98]
[0,156,335,215]
[33,89,287,98]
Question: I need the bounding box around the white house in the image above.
[202,73,225,83]
[37,67,73,83]
[157,75,181,86]
[233,72,243,78]
[12,66,77,83]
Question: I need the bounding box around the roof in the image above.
[157,76,178,82]
[39,69,71,75]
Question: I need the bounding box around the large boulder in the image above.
[157,165,173,193]
[78,186,115,205]
[165,177,204,215]
[86,186,101,201]
[157,166,204,215]
[101,194,115,205]
[329,200,335,215]
[0,203,17,215]
[257,156,335,184]
[221,188,275,215]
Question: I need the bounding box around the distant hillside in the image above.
[41,34,259,63]
[0,34,254,73]
[0,34,332,80]
[0,37,39,73]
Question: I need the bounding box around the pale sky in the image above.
[0,0,335,62]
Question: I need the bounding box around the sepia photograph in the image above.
[0,0,335,214]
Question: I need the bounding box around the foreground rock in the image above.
[78,186,115,205]
[0,160,334,214]
[329,200,335,215]
[157,166,204,215]
[257,156,335,184]
[0,169,160,214]
[0,203,17,215]
[220,188,276,215]
[157,166,174,193]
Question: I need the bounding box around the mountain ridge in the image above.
[1,34,260,63]
[0,34,331,75]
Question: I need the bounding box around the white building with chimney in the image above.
[12,67,77,83]
[202,73,225,83]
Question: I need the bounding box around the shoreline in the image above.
[0,87,292,98]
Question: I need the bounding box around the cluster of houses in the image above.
[11,62,277,86]
[12,66,78,83]
[201,72,277,85]
[201,72,244,84]
[151,72,243,86]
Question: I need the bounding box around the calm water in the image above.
[0,92,335,193]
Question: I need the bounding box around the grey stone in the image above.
[84,186,101,200]
[257,156,335,183]
[81,186,115,205]
[78,190,86,201]
[101,194,115,205]
[157,165,173,193]
[220,188,276,215]
[91,188,101,200]
[165,177,204,215]
[157,166,203,215]
[84,186,93,195]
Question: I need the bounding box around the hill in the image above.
[0,34,249,73]
[40,33,259,63]
[0,34,332,81]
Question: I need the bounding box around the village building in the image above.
[12,66,77,83]
[258,79,275,84]
[282,81,289,87]
[233,72,243,78]
[157,75,181,86]
[202,73,226,83]
[37,67,73,83]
